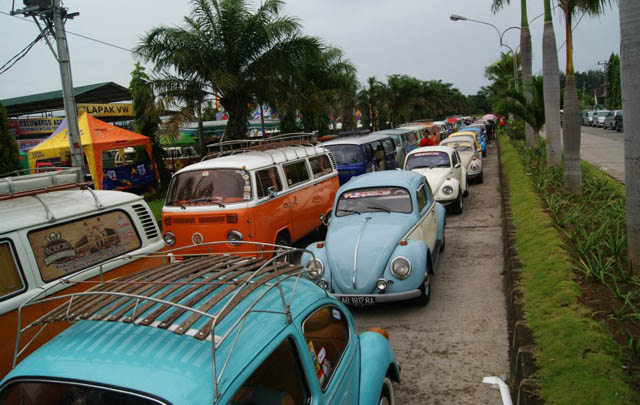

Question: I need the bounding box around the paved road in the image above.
[579,125,625,183]
[300,142,510,403]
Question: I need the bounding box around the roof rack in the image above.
[202,132,320,162]
[13,241,322,403]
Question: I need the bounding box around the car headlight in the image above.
[306,259,324,280]
[442,185,454,195]
[471,164,479,171]
[226,230,243,246]
[391,257,411,279]
[163,232,176,247]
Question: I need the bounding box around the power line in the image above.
[0,10,133,53]
[0,32,44,75]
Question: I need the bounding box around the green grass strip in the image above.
[500,135,637,404]
[581,160,626,200]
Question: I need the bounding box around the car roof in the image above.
[0,189,143,234]
[177,145,328,174]
[322,133,393,146]
[375,128,417,136]
[451,131,478,139]
[408,145,456,156]
[341,170,425,192]
[3,258,328,403]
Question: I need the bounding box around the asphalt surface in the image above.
[298,142,510,403]
[579,125,625,183]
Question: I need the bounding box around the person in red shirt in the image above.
[419,136,429,147]
[425,134,435,146]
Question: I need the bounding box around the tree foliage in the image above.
[0,101,21,174]
[606,53,621,109]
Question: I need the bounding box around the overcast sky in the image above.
[0,0,620,102]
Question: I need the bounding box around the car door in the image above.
[452,151,463,181]
[282,160,314,242]
[417,183,438,252]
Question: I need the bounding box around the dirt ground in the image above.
[337,142,510,403]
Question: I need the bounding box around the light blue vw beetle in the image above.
[301,171,446,306]
[0,251,400,404]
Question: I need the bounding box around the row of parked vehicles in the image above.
[582,109,623,132]
[0,116,492,404]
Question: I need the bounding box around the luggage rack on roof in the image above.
[202,132,322,162]
[0,168,103,217]
[13,241,322,403]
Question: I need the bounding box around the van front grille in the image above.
[132,204,159,240]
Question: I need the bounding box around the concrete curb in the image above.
[497,137,543,404]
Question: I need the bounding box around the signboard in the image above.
[28,210,142,282]
[9,118,64,136]
[77,103,132,117]
[103,162,157,190]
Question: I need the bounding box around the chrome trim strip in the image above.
[352,217,371,288]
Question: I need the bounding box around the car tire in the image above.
[452,189,463,215]
[463,182,469,197]
[274,233,291,262]
[378,377,396,405]
[415,274,431,306]
[478,172,484,184]
[482,150,487,158]
[439,232,445,253]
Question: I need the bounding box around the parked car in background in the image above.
[432,121,450,139]
[404,145,468,214]
[594,110,609,127]
[583,110,595,126]
[440,137,483,183]
[452,130,486,157]
[376,128,420,168]
[323,133,398,184]
[0,253,401,404]
[603,110,623,131]
[0,168,164,378]
[302,170,446,306]
[163,138,339,255]
[616,110,623,132]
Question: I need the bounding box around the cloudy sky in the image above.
[0,0,620,102]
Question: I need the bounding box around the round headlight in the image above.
[226,230,243,246]
[163,232,176,247]
[306,259,324,280]
[391,257,411,279]
[442,185,454,195]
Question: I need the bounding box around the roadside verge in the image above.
[499,135,637,404]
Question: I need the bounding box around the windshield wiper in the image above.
[338,208,361,216]
[410,165,432,169]
[366,205,391,213]
[187,197,226,207]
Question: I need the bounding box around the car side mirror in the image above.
[454,163,461,169]
[320,213,330,226]
[267,186,278,198]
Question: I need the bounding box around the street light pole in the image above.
[450,14,519,88]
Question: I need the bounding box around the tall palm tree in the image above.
[493,75,546,135]
[619,0,640,274]
[136,0,321,140]
[383,75,422,128]
[560,0,612,196]
[542,0,563,167]
[492,0,535,146]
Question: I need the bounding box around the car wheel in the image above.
[274,233,291,262]
[482,150,487,158]
[478,172,484,184]
[415,274,431,306]
[378,377,396,405]
[463,181,469,197]
[439,232,445,253]
[452,189,463,215]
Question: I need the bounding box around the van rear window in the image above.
[166,169,251,206]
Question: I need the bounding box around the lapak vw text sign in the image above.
[77,103,133,117]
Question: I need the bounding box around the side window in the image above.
[416,185,428,212]
[0,240,26,300]
[363,144,374,162]
[303,306,350,391]
[382,139,395,155]
[451,152,458,165]
[309,155,333,178]
[255,167,282,199]
[283,160,310,187]
[231,338,309,404]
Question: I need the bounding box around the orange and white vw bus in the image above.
[162,139,339,256]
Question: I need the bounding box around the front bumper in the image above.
[436,196,457,206]
[333,289,421,305]
[467,171,482,179]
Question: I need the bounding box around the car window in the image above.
[405,151,451,170]
[27,210,143,283]
[309,155,333,178]
[336,187,412,216]
[231,338,309,404]
[363,144,374,162]
[451,152,458,165]
[283,160,310,187]
[0,240,25,301]
[382,138,395,155]
[417,184,428,212]
[303,306,350,391]
[255,167,282,199]
[324,145,362,165]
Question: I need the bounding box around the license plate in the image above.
[339,296,375,307]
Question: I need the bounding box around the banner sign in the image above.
[77,103,133,117]
[9,117,64,136]
[103,161,157,190]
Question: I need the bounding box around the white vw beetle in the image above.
[403,146,468,214]
[440,137,484,183]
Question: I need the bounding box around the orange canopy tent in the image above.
[29,112,158,190]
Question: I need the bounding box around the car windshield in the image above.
[324,145,362,165]
[166,168,251,206]
[336,187,412,216]
[0,380,160,404]
[443,142,474,152]
[405,151,451,170]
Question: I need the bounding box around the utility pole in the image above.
[12,0,84,172]
[598,60,610,99]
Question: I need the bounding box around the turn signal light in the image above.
[368,327,390,340]
[317,242,325,248]
[399,240,408,246]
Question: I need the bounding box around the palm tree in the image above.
[493,76,545,136]
[619,0,640,273]
[492,0,535,146]
[383,75,422,127]
[542,0,563,167]
[560,0,612,196]
[136,0,321,140]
